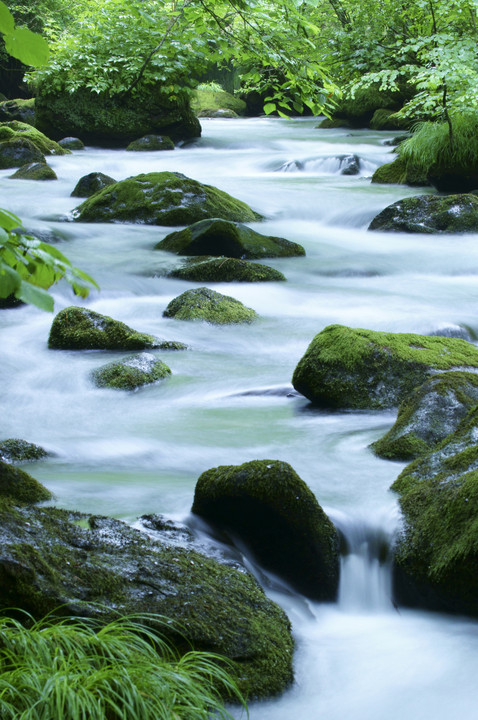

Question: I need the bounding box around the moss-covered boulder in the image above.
[371,371,478,461]
[0,121,69,155]
[371,155,430,186]
[163,287,257,324]
[71,172,117,198]
[58,136,85,150]
[126,134,174,151]
[392,406,478,615]
[331,83,406,128]
[48,306,186,351]
[35,87,201,145]
[155,218,304,259]
[192,459,339,601]
[0,439,49,464]
[368,194,478,233]
[0,504,293,698]
[292,324,478,410]
[73,173,261,225]
[0,138,45,169]
[91,352,171,390]
[0,460,52,505]
[369,109,411,131]
[168,257,286,282]
[191,88,246,117]
[0,98,35,125]
[10,162,57,180]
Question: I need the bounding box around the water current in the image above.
[1,117,478,718]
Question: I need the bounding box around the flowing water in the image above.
[2,117,478,718]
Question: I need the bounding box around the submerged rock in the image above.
[126,134,174,151]
[91,353,171,390]
[71,172,117,198]
[10,162,57,180]
[163,287,257,324]
[155,218,304,258]
[368,194,478,233]
[371,371,478,461]
[0,439,49,464]
[0,138,45,169]
[48,306,186,351]
[292,324,478,410]
[0,460,52,505]
[192,459,340,601]
[168,257,286,282]
[73,172,262,225]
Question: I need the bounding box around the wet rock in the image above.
[155,218,304,259]
[0,121,69,155]
[73,172,262,225]
[48,306,186,351]
[0,138,45,169]
[0,98,35,125]
[371,155,430,186]
[192,459,340,601]
[168,257,286,282]
[9,162,57,180]
[71,172,117,198]
[368,194,478,233]
[191,88,246,117]
[0,460,52,505]
[126,134,174,151]
[0,439,49,464]
[371,371,478,461]
[58,136,85,150]
[292,324,478,410]
[91,353,171,390]
[339,154,360,175]
[163,287,257,324]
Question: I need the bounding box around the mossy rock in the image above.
[392,406,478,615]
[58,136,85,150]
[191,88,246,117]
[168,257,286,282]
[126,134,174,151]
[10,162,57,180]
[198,109,239,118]
[0,460,52,505]
[333,83,406,127]
[192,459,339,601]
[316,117,351,129]
[371,155,430,186]
[0,138,45,169]
[163,287,257,324]
[71,172,117,198]
[35,86,201,144]
[0,505,294,699]
[73,173,262,226]
[369,193,478,233]
[0,439,49,464]
[0,121,69,155]
[91,352,171,390]
[369,109,411,131]
[0,98,35,125]
[291,324,478,410]
[48,306,186,351]
[371,371,478,461]
[155,218,303,259]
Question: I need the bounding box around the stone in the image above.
[71,172,117,198]
[0,460,52,505]
[91,353,171,390]
[168,257,286,282]
[291,324,478,410]
[368,193,478,233]
[191,88,246,117]
[192,459,340,601]
[371,371,478,461]
[58,136,85,150]
[155,218,304,258]
[72,172,262,225]
[0,439,49,464]
[339,154,360,175]
[371,155,430,186]
[0,138,45,169]
[163,287,257,324]
[126,134,174,151]
[0,98,35,125]
[9,162,57,180]
[0,121,69,155]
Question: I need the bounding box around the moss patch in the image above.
[0,121,69,155]
[0,439,49,464]
[0,460,52,505]
[168,257,286,282]
[368,193,478,233]
[163,287,257,324]
[371,155,430,186]
[91,353,171,390]
[10,162,57,180]
[191,88,246,117]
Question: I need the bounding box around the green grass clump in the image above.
[0,612,247,720]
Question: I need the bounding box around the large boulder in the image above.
[392,406,478,616]
[48,306,186,351]
[91,353,171,390]
[368,194,478,233]
[191,88,246,117]
[371,371,478,461]
[168,257,286,282]
[0,501,294,698]
[155,218,304,258]
[72,173,261,225]
[0,121,69,155]
[0,460,52,505]
[71,172,117,198]
[292,324,478,410]
[192,459,340,601]
[35,87,201,145]
[0,138,45,169]
[163,287,257,324]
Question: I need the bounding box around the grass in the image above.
[0,611,248,720]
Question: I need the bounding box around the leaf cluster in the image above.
[0,0,49,66]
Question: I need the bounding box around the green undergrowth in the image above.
[0,611,247,720]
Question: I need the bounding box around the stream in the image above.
[1,116,478,718]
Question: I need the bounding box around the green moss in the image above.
[316,117,351,129]
[91,353,171,390]
[155,218,304,259]
[334,83,404,126]
[191,88,246,116]
[369,108,411,131]
[10,162,57,180]
[368,193,478,233]
[73,172,262,226]
[0,439,49,464]
[0,121,69,155]
[292,324,478,409]
[0,460,52,505]
[163,287,257,324]
[371,155,430,186]
[168,257,286,282]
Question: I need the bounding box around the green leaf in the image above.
[0,209,22,232]
[0,262,21,298]
[263,102,276,114]
[4,26,50,66]
[0,1,14,36]
[15,281,54,312]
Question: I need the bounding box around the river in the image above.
[1,117,478,718]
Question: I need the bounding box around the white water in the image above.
[2,117,478,718]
